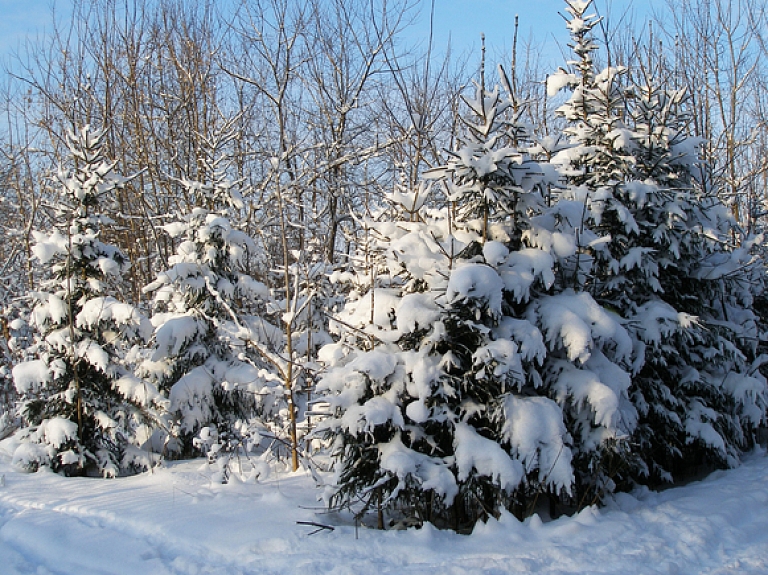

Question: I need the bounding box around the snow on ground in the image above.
[0,442,766,575]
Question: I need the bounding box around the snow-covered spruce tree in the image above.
[11,126,163,476]
[317,77,582,529]
[546,0,767,487]
[525,0,643,501]
[621,70,767,484]
[545,0,636,295]
[437,71,640,511]
[141,129,281,459]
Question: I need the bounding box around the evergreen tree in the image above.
[11,126,162,476]
[547,0,767,486]
[317,78,575,529]
[545,0,636,294]
[624,73,767,484]
[515,0,641,502]
[141,128,281,458]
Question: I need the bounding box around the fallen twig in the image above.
[296,521,335,535]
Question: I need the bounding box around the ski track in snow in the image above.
[0,450,767,574]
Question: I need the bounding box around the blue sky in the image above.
[0,0,53,60]
[0,0,660,77]
[410,0,661,68]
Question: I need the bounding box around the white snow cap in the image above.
[12,360,51,393]
[446,263,504,316]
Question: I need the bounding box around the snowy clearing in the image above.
[0,442,766,575]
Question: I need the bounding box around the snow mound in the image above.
[0,444,767,573]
